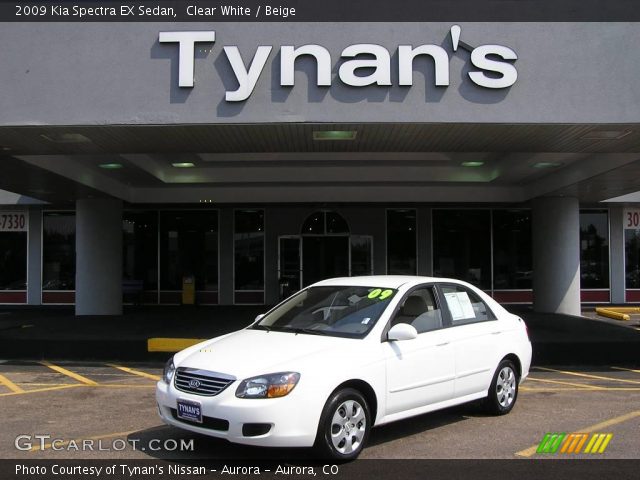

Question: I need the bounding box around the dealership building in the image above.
[1,21,640,316]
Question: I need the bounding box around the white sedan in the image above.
[156,276,531,460]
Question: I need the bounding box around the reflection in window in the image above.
[580,210,609,289]
[625,228,640,289]
[160,211,218,291]
[123,212,158,291]
[301,211,349,235]
[0,232,27,290]
[433,210,491,289]
[235,210,265,300]
[351,236,373,277]
[493,210,532,289]
[386,210,416,275]
[43,212,76,291]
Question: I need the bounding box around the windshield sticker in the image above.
[367,289,395,300]
[348,294,362,304]
[361,317,371,324]
[444,291,475,321]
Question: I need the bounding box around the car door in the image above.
[383,286,455,416]
[437,283,502,398]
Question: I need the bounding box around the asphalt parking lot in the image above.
[0,360,638,461]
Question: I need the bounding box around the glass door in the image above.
[278,236,302,299]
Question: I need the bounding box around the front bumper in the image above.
[156,380,321,448]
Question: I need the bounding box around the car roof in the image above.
[311,275,453,289]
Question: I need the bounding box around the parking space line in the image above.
[534,367,640,385]
[30,430,138,452]
[612,366,640,374]
[39,361,98,386]
[0,384,84,397]
[515,410,640,458]
[106,364,161,381]
[525,376,606,390]
[0,373,24,393]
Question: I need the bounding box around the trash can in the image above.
[182,275,195,305]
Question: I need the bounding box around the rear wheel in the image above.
[314,388,370,461]
[485,359,519,415]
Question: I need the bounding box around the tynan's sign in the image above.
[159,25,518,102]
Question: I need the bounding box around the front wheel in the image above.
[485,359,519,415]
[314,388,371,461]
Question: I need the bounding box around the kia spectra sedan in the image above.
[156,275,532,460]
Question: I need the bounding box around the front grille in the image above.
[170,408,229,431]
[174,367,236,396]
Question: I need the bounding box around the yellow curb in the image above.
[147,338,205,353]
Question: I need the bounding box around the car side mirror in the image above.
[388,323,418,341]
[254,314,265,322]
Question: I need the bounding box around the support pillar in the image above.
[26,206,42,305]
[609,206,625,304]
[75,198,122,315]
[532,196,581,315]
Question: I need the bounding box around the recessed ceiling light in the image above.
[99,163,124,169]
[532,162,563,169]
[461,161,484,167]
[313,130,357,141]
[40,133,91,144]
[582,130,631,140]
[172,162,196,168]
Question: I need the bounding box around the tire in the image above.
[314,388,371,461]
[485,359,519,415]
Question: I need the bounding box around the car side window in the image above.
[391,287,443,334]
[441,285,496,326]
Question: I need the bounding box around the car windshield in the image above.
[251,285,398,338]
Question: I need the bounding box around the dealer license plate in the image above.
[176,399,202,424]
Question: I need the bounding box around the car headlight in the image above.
[162,357,176,384]
[235,372,300,399]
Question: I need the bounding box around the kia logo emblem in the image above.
[189,379,201,389]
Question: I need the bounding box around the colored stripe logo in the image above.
[536,433,613,454]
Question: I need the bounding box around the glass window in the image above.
[123,212,158,291]
[302,212,324,234]
[387,209,417,275]
[43,212,76,291]
[160,211,218,291]
[0,232,27,290]
[351,236,373,276]
[433,210,491,289]
[580,210,609,288]
[493,210,532,289]
[441,284,496,325]
[301,211,349,235]
[326,212,349,234]
[251,285,397,339]
[235,210,264,293]
[625,229,640,289]
[392,287,443,334]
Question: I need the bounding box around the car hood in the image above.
[176,329,357,379]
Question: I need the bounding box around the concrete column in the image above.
[532,197,581,315]
[75,198,122,316]
[609,206,626,304]
[27,206,42,305]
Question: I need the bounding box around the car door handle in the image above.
[436,341,450,347]
[491,331,502,335]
